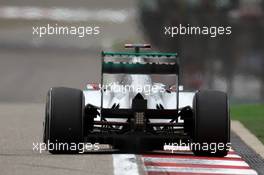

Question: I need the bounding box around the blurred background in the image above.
[0,0,263,104]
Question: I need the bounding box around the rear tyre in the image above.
[43,87,85,154]
[192,90,230,157]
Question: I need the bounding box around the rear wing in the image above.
[101,51,179,74]
[100,44,180,111]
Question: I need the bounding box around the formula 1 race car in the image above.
[43,44,230,156]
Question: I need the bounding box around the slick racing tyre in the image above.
[192,90,230,157]
[43,87,84,154]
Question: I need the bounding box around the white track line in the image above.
[113,154,139,175]
[226,153,241,158]
[232,120,264,159]
[0,6,134,23]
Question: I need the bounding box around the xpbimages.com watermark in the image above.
[164,24,232,38]
[33,141,100,153]
[87,83,167,95]
[164,140,232,153]
[32,24,100,37]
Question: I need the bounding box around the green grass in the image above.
[231,104,264,144]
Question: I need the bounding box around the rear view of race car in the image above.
[43,44,230,156]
